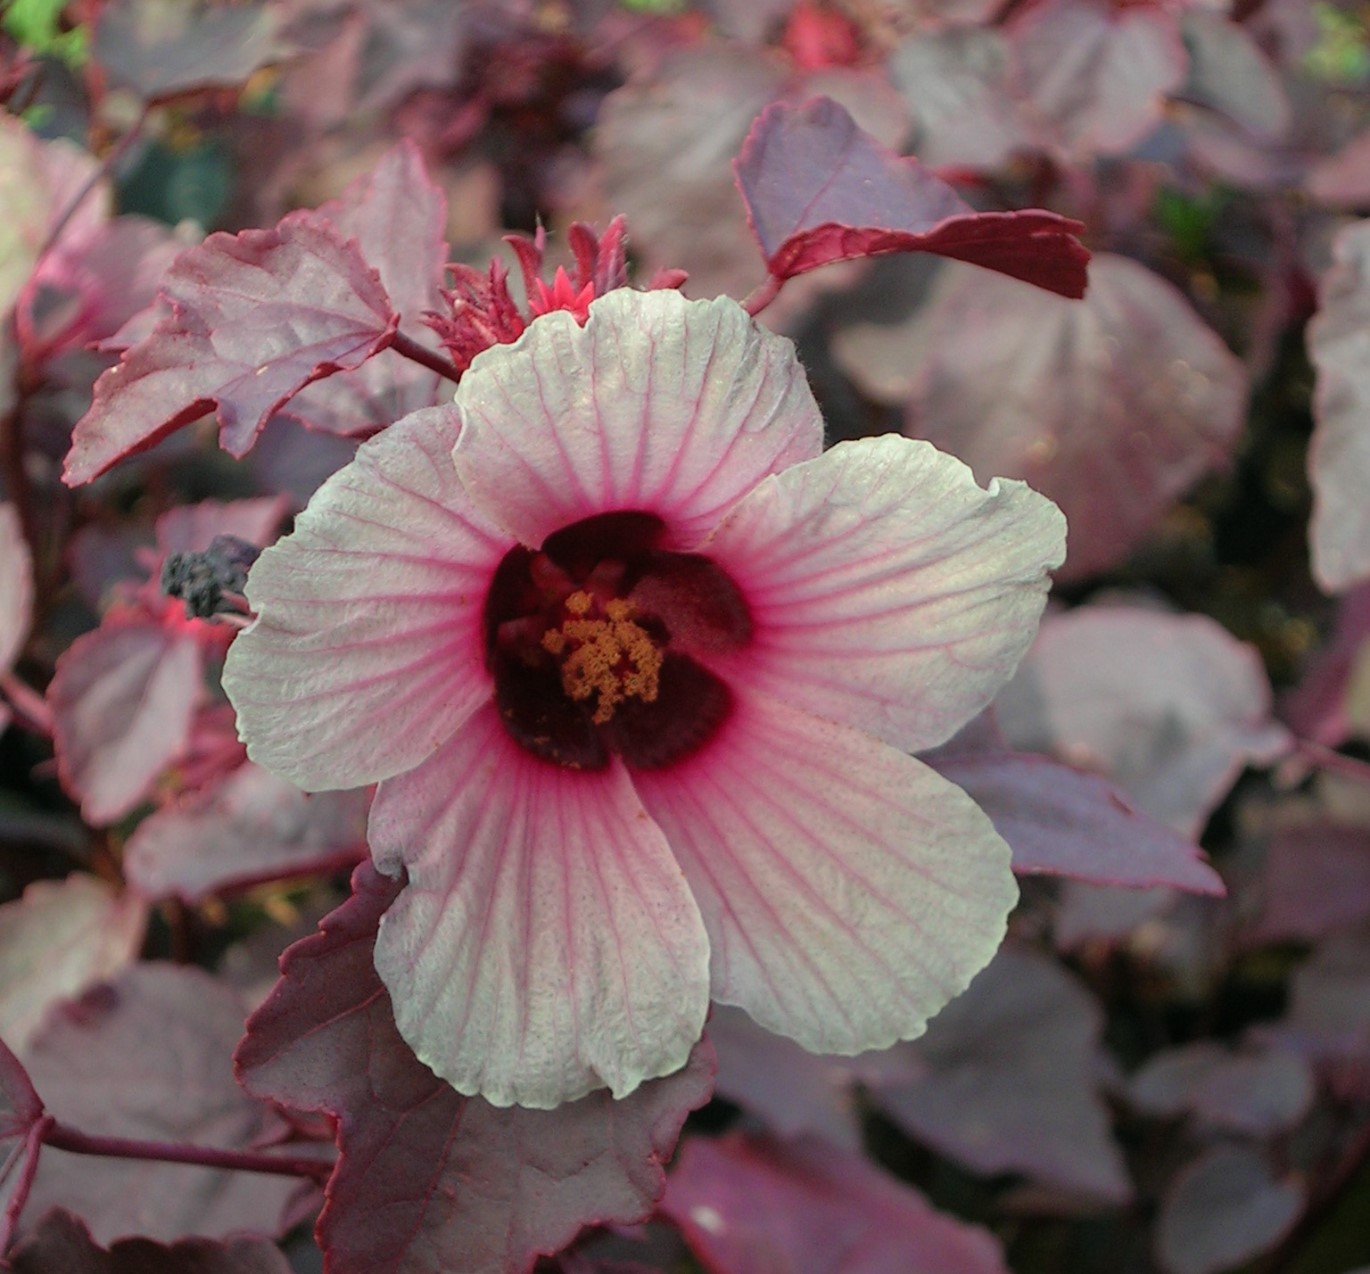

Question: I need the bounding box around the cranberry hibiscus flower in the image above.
[224,289,1065,1109]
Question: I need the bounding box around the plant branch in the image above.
[43,1120,334,1184]
[0,673,53,738]
[389,330,463,383]
[1293,738,1370,787]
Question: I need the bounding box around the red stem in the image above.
[389,330,463,383]
[0,673,53,738]
[741,273,784,318]
[1,1116,53,1252]
[1294,738,1370,787]
[43,1120,333,1185]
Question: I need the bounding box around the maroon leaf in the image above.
[0,1037,46,1254]
[1253,818,1370,943]
[21,965,300,1244]
[153,497,288,561]
[1007,0,1187,159]
[661,1132,1010,1274]
[930,751,1224,894]
[1128,1041,1314,1137]
[1308,218,1370,592]
[0,503,32,678]
[0,876,147,1052]
[237,863,715,1274]
[63,217,398,486]
[994,606,1290,836]
[872,943,1132,1201]
[836,253,1248,578]
[9,1208,292,1274]
[284,142,450,435]
[92,0,289,101]
[733,97,1088,298]
[124,764,368,903]
[48,621,203,826]
[1155,1144,1303,1274]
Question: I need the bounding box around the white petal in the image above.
[630,686,1018,1055]
[452,290,822,549]
[370,702,711,1109]
[224,406,505,790]
[705,436,1065,754]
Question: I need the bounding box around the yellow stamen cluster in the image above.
[541,591,662,724]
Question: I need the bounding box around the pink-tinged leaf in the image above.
[1129,1041,1314,1137]
[21,965,300,1244]
[1007,0,1187,159]
[48,621,203,825]
[1281,582,1370,747]
[836,254,1246,578]
[994,606,1290,836]
[930,751,1224,894]
[661,1132,1010,1274]
[237,863,716,1274]
[18,216,183,367]
[873,943,1132,1201]
[707,1005,921,1151]
[285,142,449,435]
[0,503,33,676]
[0,1037,45,1254]
[734,97,1089,297]
[63,217,398,486]
[0,116,57,317]
[125,764,368,902]
[890,27,1029,169]
[0,876,147,1052]
[1309,219,1370,591]
[92,0,290,101]
[1177,10,1290,141]
[9,1208,292,1274]
[1253,818,1370,943]
[153,497,288,560]
[1155,1144,1303,1274]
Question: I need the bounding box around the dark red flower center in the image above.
[483,511,751,771]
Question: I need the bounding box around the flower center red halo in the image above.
[483,510,752,771]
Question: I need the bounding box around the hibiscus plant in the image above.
[2,4,1370,1274]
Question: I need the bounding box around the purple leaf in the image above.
[48,621,204,826]
[0,1038,45,1254]
[1155,1144,1303,1274]
[707,1005,921,1151]
[930,751,1224,894]
[734,96,1088,298]
[1007,0,1187,159]
[0,876,147,1052]
[1253,819,1370,943]
[284,142,450,435]
[890,26,1028,169]
[63,217,398,486]
[21,965,300,1244]
[1308,219,1370,591]
[9,1208,292,1274]
[236,862,715,1274]
[838,253,1247,578]
[994,606,1290,836]
[0,503,32,678]
[124,764,368,903]
[92,0,290,101]
[661,1132,1010,1274]
[1129,1041,1314,1137]
[1177,9,1290,141]
[872,943,1132,1201]
[153,497,287,561]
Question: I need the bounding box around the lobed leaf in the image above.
[237,862,715,1274]
[734,97,1089,297]
[63,217,397,486]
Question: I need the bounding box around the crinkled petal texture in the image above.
[224,406,506,789]
[369,702,710,1109]
[452,289,823,550]
[631,686,1018,1055]
[704,436,1066,754]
